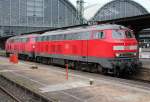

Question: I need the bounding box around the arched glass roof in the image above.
[92,0,148,21]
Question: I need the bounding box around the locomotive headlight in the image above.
[129,45,137,50]
[115,53,120,57]
[32,45,35,49]
[113,46,124,50]
[134,53,137,56]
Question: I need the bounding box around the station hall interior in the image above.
[1,0,150,102]
[0,0,149,48]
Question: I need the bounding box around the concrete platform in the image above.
[140,59,150,68]
[0,57,150,102]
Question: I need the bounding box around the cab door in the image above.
[81,32,91,61]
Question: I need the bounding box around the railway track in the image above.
[0,55,150,87]
[0,75,53,102]
[0,85,21,102]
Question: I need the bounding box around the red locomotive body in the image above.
[5,24,141,76]
[34,24,141,75]
[5,34,38,59]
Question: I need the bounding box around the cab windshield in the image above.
[112,30,135,39]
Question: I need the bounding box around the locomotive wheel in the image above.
[97,64,108,74]
[47,58,52,65]
[89,64,97,73]
[36,57,39,63]
[42,57,47,64]
[97,64,103,73]
[74,62,81,70]
[81,66,86,71]
[114,67,120,77]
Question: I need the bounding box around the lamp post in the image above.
[76,0,84,24]
[76,0,99,24]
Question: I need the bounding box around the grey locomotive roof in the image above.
[41,24,129,36]
[9,34,39,39]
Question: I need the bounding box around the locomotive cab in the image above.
[109,29,141,75]
[112,29,137,58]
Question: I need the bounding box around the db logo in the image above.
[65,44,69,49]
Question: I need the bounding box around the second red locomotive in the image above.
[5,24,141,76]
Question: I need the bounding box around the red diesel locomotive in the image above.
[5,24,141,76]
[5,34,38,60]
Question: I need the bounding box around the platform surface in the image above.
[0,57,150,102]
[140,58,150,69]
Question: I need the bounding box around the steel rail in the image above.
[0,85,22,102]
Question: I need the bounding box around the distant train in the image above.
[5,24,142,76]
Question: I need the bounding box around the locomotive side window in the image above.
[40,37,43,41]
[93,31,104,39]
[48,35,51,40]
[59,34,64,40]
[43,36,48,41]
[26,38,29,42]
[66,34,73,40]
[36,37,39,42]
[46,36,49,41]
[39,37,41,41]
[22,38,26,42]
[64,34,67,40]
[41,36,44,41]
[112,30,134,39]
[52,35,56,40]
[21,38,29,42]
[37,37,42,42]
[42,31,91,41]
[112,30,125,39]
[42,36,45,41]
[72,33,79,40]
[69,32,90,40]
[56,35,64,40]
[79,32,90,40]
[125,31,135,38]
[36,37,41,42]
[85,32,91,40]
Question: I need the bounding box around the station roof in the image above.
[70,0,150,20]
